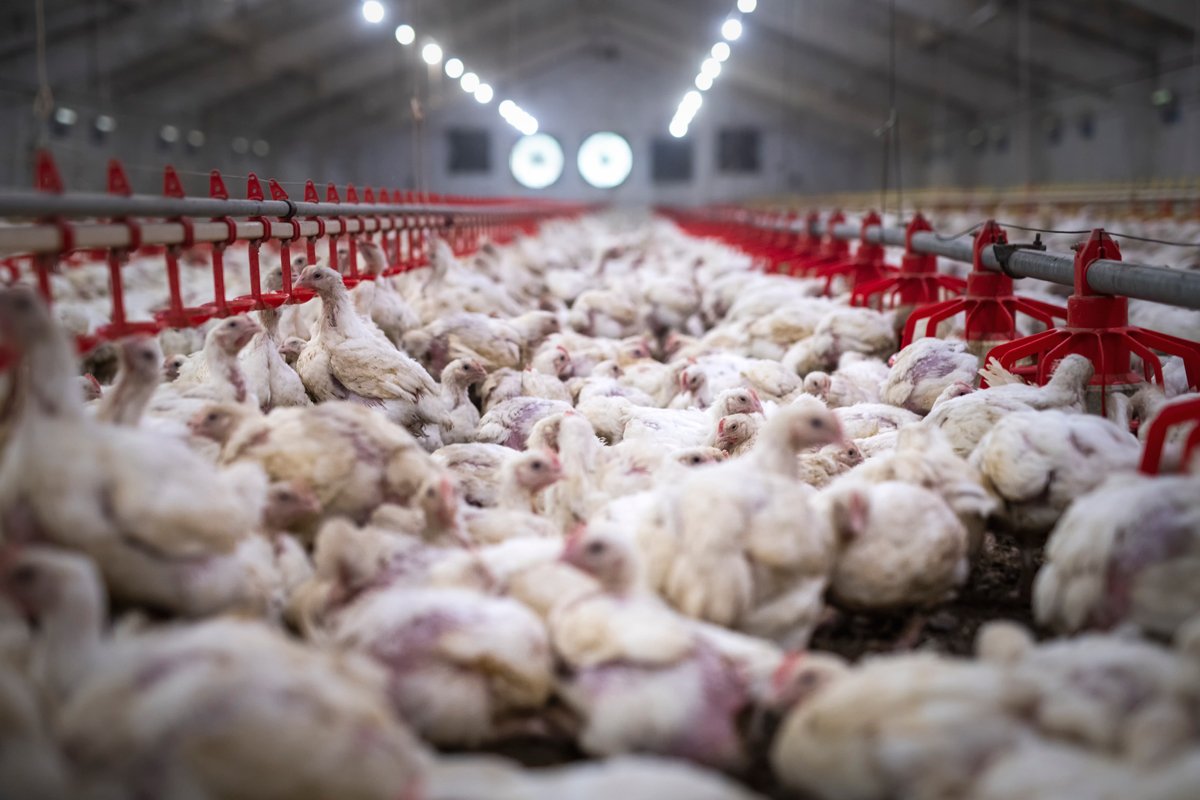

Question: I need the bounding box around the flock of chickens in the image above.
[1,212,1199,800]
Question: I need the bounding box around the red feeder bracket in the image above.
[302,180,326,267]
[31,150,75,303]
[1139,395,1200,475]
[789,211,850,277]
[93,159,162,344]
[982,229,1200,413]
[204,170,239,318]
[811,210,894,294]
[264,178,301,305]
[901,220,1067,348]
[227,172,273,313]
[154,165,215,330]
[851,213,966,310]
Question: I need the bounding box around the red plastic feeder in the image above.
[901,220,1067,348]
[809,211,894,294]
[789,211,852,277]
[1139,395,1200,474]
[981,229,1200,412]
[851,213,966,310]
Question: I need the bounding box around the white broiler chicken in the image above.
[3,548,430,799]
[93,336,163,426]
[438,358,488,445]
[431,442,516,507]
[550,525,752,769]
[189,399,437,535]
[475,396,573,450]
[843,424,995,554]
[351,239,420,345]
[971,409,1140,545]
[820,480,971,611]
[239,304,311,411]
[1034,473,1200,639]
[0,288,266,561]
[293,265,447,443]
[834,402,922,439]
[327,583,555,747]
[883,337,981,414]
[612,386,763,449]
[802,353,888,408]
[977,621,1200,766]
[782,306,898,375]
[924,354,1095,456]
[425,754,765,800]
[770,652,1021,800]
[637,398,845,646]
[146,314,262,422]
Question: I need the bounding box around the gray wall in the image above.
[909,61,1200,190]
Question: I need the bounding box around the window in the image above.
[577,132,633,188]
[447,128,491,173]
[509,134,565,189]
[717,127,761,173]
[652,138,693,183]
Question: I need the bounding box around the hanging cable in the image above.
[32,0,54,147]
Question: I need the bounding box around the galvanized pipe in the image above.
[805,218,1200,310]
[0,188,533,220]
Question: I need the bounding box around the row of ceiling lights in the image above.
[49,107,269,156]
[669,0,754,138]
[362,1,539,136]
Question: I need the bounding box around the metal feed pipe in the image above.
[806,218,1200,310]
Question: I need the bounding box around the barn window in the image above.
[717,127,761,173]
[652,138,693,182]
[447,128,491,173]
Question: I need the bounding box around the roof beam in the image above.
[211,0,563,134]
[739,0,988,120]
[1115,0,1198,35]
[870,0,1121,101]
[0,0,277,92]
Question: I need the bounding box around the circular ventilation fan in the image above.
[509,133,565,190]
[577,131,633,189]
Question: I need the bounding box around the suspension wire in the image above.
[32,0,54,147]
[878,0,903,220]
[931,218,1200,248]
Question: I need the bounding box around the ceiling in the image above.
[0,0,1195,148]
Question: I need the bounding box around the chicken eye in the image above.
[205,412,219,423]
[585,541,606,555]
[531,462,543,471]
[811,418,825,429]
[689,456,702,464]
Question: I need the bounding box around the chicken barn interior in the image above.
[1,1,1200,798]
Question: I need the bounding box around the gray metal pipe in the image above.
[0,188,535,221]
[795,216,1200,310]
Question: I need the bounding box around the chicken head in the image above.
[209,315,261,356]
[511,450,564,493]
[263,481,323,532]
[561,526,638,594]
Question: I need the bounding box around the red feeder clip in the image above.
[1139,395,1200,475]
[810,210,894,294]
[851,213,966,310]
[901,220,1067,348]
[154,166,216,330]
[93,159,162,345]
[789,211,851,277]
[982,229,1200,414]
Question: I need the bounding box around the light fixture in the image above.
[460,71,480,92]
[474,83,493,103]
[721,18,743,40]
[669,119,688,138]
[500,100,538,135]
[577,131,633,189]
[53,107,77,126]
[737,0,756,12]
[666,4,745,137]
[700,57,721,79]
[711,41,730,61]
[94,114,116,133]
[421,42,443,64]
[510,133,564,189]
[394,24,415,44]
[159,124,180,144]
[361,0,385,25]
[695,73,713,91]
[445,57,464,78]
[186,129,205,149]
[252,139,270,157]
[232,136,250,155]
